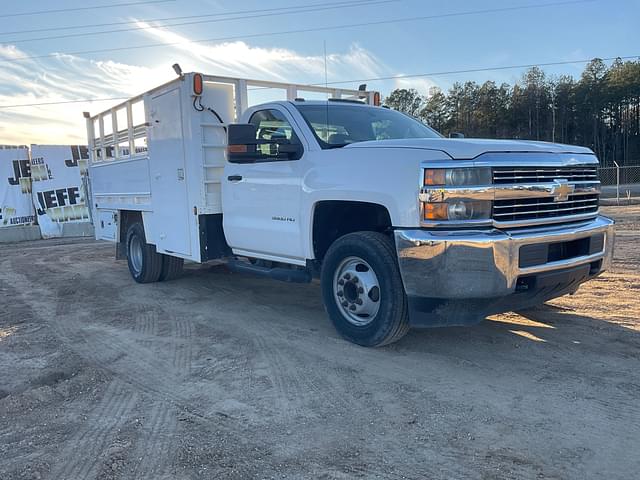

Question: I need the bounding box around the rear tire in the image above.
[321,231,410,347]
[159,255,184,281]
[126,222,162,283]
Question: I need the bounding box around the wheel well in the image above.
[312,201,392,261]
[117,210,143,259]
[118,210,143,243]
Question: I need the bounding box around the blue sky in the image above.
[0,0,637,144]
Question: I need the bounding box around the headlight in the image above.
[424,167,492,186]
[421,167,492,223]
[447,200,491,220]
[424,200,492,221]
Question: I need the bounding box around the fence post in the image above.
[613,161,620,205]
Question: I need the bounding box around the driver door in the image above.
[222,107,306,263]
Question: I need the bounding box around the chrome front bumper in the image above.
[394,215,614,325]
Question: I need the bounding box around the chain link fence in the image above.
[598,163,640,204]
[598,165,640,186]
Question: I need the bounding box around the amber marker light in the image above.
[227,144,248,154]
[423,203,448,220]
[424,169,446,186]
[193,73,203,96]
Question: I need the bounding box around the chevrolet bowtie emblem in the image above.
[551,179,574,202]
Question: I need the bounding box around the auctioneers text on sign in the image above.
[0,146,36,228]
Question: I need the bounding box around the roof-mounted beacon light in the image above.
[172,63,183,77]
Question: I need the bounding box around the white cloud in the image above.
[392,76,440,96]
[0,45,26,60]
[134,20,383,84]
[0,44,172,145]
[0,25,387,145]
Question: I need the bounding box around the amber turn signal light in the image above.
[423,203,448,220]
[227,144,247,154]
[424,169,446,186]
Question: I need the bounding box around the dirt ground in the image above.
[1,206,639,480]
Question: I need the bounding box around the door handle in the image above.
[227,175,243,182]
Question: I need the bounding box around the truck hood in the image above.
[344,138,593,159]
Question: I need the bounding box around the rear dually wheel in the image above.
[126,222,163,283]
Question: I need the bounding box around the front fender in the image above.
[300,147,451,258]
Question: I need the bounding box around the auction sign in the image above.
[30,145,90,237]
[0,146,36,227]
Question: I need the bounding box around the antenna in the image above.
[323,40,328,90]
[324,40,329,142]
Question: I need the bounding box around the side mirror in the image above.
[227,124,259,163]
[227,123,302,163]
[449,132,465,139]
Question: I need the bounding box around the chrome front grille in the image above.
[493,166,598,184]
[493,194,599,223]
[491,165,600,226]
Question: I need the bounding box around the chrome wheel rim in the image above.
[130,235,143,275]
[333,256,381,326]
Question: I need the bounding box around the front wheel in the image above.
[321,232,410,347]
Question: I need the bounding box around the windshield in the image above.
[294,103,441,149]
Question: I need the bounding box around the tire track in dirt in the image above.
[172,279,357,420]
[127,305,194,378]
[49,380,138,480]
[171,316,193,375]
[152,280,352,434]
[3,261,239,479]
[1,260,235,433]
[129,401,178,479]
[123,311,191,479]
[249,333,305,420]
[133,309,158,349]
[152,278,315,421]
[232,305,357,421]
[88,307,190,478]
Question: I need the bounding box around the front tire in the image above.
[126,222,163,283]
[321,232,410,347]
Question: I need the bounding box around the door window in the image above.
[248,109,302,160]
[250,109,297,141]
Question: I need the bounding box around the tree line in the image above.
[384,58,640,166]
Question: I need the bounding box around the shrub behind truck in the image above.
[85,72,614,347]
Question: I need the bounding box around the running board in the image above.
[227,260,312,283]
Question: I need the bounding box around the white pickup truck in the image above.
[85,71,614,346]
